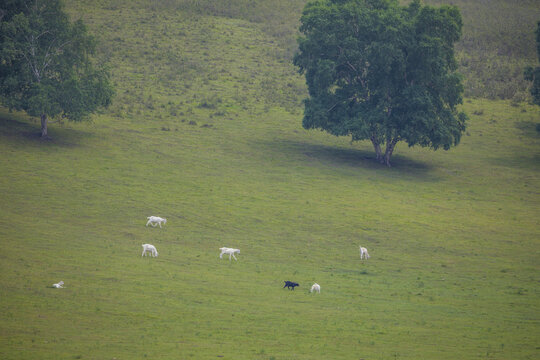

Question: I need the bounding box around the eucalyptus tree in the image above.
[0,0,114,139]
[294,0,467,166]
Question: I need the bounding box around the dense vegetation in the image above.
[0,0,114,138]
[524,21,540,106]
[0,0,538,359]
[294,0,467,166]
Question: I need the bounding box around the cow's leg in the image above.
[232,254,237,261]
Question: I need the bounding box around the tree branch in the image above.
[327,102,340,112]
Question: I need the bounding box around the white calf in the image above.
[146,216,167,228]
[310,283,321,293]
[360,246,370,260]
[219,247,240,261]
[142,244,159,257]
[52,281,64,288]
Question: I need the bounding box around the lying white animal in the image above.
[52,281,64,288]
[219,247,240,261]
[310,283,321,293]
[360,246,370,260]
[146,216,167,228]
[142,244,159,257]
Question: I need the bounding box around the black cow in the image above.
[283,281,299,290]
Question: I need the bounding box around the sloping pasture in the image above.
[0,1,539,359]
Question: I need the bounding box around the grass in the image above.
[420,0,540,100]
[1,1,539,359]
[144,0,540,100]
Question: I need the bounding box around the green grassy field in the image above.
[1,1,539,359]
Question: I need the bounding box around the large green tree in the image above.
[0,0,114,139]
[294,0,467,166]
[524,21,540,106]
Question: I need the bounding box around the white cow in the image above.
[360,246,370,260]
[219,247,240,261]
[52,281,64,288]
[142,244,159,257]
[146,216,167,228]
[310,283,321,293]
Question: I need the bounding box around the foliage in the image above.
[524,21,540,106]
[294,0,467,166]
[0,0,114,138]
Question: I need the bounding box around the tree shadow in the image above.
[484,121,540,170]
[255,138,440,181]
[487,152,540,172]
[0,113,94,148]
[514,120,540,138]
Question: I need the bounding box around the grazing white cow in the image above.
[310,283,321,294]
[146,216,167,228]
[52,281,64,288]
[359,246,370,260]
[219,247,240,261]
[142,244,159,257]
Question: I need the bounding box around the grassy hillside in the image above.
[1,0,539,359]
[152,0,540,100]
[193,0,540,100]
[421,0,540,101]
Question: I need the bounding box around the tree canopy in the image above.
[524,21,540,106]
[0,0,114,138]
[294,0,467,166]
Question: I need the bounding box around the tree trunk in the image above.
[383,138,399,167]
[40,114,50,139]
[371,136,383,163]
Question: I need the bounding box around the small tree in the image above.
[0,0,114,139]
[294,0,467,166]
[524,21,540,106]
